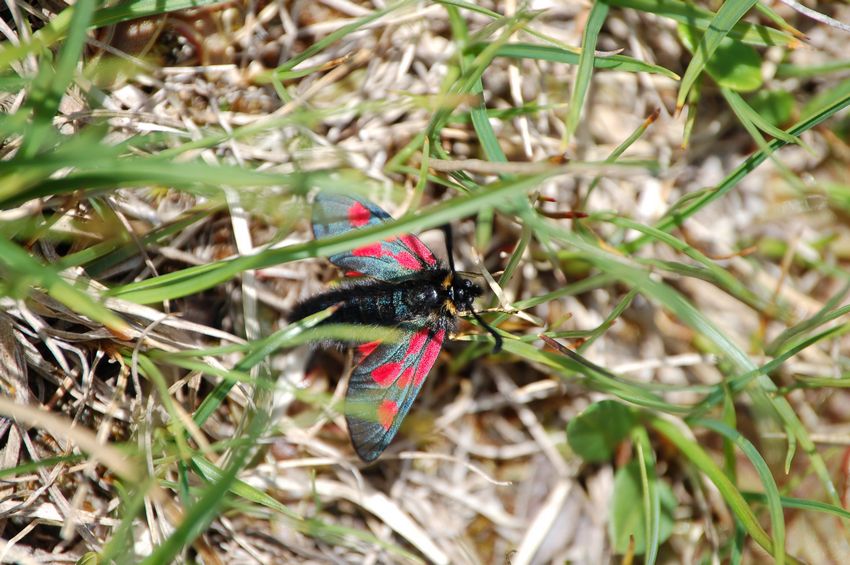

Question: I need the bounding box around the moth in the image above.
[288,192,501,462]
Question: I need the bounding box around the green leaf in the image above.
[609,460,676,555]
[678,24,762,93]
[677,0,760,105]
[567,400,636,462]
[748,90,796,128]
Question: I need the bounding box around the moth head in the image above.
[451,276,482,311]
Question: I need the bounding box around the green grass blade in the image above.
[564,0,609,144]
[633,427,661,564]
[605,214,767,311]
[721,88,803,146]
[192,305,339,428]
[528,214,842,505]
[139,405,268,565]
[649,416,798,563]
[109,174,548,304]
[581,108,660,208]
[191,456,302,521]
[744,493,850,521]
[468,42,678,79]
[625,90,850,252]
[23,0,97,128]
[266,1,409,78]
[526,338,690,413]
[677,0,759,109]
[606,0,794,47]
[0,0,225,70]
[719,87,807,194]
[692,419,786,565]
[470,79,508,164]
[766,284,850,355]
[0,236,130,335]
[0,156,303,210]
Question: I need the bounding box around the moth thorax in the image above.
[407,286,441,310]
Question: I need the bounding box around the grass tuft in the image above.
[2,0,850,562]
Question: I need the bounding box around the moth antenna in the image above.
[471,309,503,353]
[441,224,457,274]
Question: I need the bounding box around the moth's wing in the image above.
[345,324,446,462]
[312,192,439,280]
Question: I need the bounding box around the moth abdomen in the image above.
[288,273,451,330]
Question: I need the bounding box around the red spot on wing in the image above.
[399,234,437,266]
[345,270,365,277]
[414,330,445,386]
[348,201,371,227]
[351,241,425,272]
[352,242,383,258]
[397,367,414,388]
[405,328,430,356]
[394,251,421,271]
[377,400,399,431]
[372,329,433,389]
[357,341,380,358]
[371,362,401,387]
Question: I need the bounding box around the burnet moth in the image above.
[288,192,501,462]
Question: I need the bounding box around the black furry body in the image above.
[288,267,482,337]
